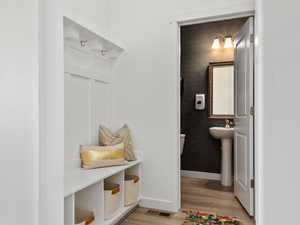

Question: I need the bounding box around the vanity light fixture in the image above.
[211,36,234,49]
[211,38,221,49]
[224,36,233,48]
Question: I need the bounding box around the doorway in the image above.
[177,14,256,223]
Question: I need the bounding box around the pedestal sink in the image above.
[209,127,234,186]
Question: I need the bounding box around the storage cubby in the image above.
[75,182,103,225]
[104,171,124,192]
[125,165,141,198]
[124,165,141,207]
[64,160,142,225]
[104,171,124,220]
[64,195,75,225]
[125,164,141,178]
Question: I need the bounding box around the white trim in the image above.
[171,1,254,25]
[140,197,177,213]
[39,0,64,225]
[105,202,139,225]
[254,0,264,223]
[179,10,254,26]
[181,170,221,181]
[173,8,261,225]
[174,21,182,212]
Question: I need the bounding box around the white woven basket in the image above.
[75,208,95,225]
[104,183,121,219]
[124,175,139,206]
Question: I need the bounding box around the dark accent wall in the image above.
[180,18,248,173]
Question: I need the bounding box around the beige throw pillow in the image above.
[80,143,127,169]
[99,124,137,161]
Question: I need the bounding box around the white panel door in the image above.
[234,17,254,216]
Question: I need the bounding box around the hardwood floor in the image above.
[119,176,254,225]
[181,177,254,225]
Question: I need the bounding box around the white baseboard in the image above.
[181,170,221,180]
[139,197,178,212]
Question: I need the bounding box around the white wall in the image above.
[109,0,254,211]
[256,0,300,224]
[64,0,110,37]
[0,1,39,225]
[39,0,64,225]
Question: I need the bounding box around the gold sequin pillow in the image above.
[99,125,137,161]
[80,143,127,169]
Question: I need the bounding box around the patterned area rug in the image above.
[182,210,243,225]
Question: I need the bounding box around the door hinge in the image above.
[250,34,255,43]
[251,179,255,189]
[250,106,255,116]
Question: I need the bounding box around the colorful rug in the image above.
[182,210,243,225]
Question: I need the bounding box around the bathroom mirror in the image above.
[208,61,234,118]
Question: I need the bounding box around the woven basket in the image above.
[104,183,121,219]
[124,175,140,206]
[75,208,95,225]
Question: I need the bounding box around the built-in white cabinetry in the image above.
[64,161,142,225]
[64,16,124,171]
[64,17,141,225]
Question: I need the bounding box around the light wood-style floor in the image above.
[119,176,254,225]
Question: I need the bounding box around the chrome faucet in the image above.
[225,119,234,128]
[225,119,230,128]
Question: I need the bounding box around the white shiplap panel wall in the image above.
[64,44,113,171]
[64,74,91,166]
[91,80,112,144]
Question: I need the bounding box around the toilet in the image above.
[180,134,186,155]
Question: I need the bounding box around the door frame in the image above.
[39,0,64,225]
[173,9,262,224]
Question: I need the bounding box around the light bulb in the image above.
[211,38,221,49]
[224,36,233,48]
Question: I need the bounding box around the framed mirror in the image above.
[208,61,234,118]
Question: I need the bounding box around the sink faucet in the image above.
[225,119,235,128]
[225,119,231,128]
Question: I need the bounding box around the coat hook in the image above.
[100,49,109,56]
[80,40,88,47]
